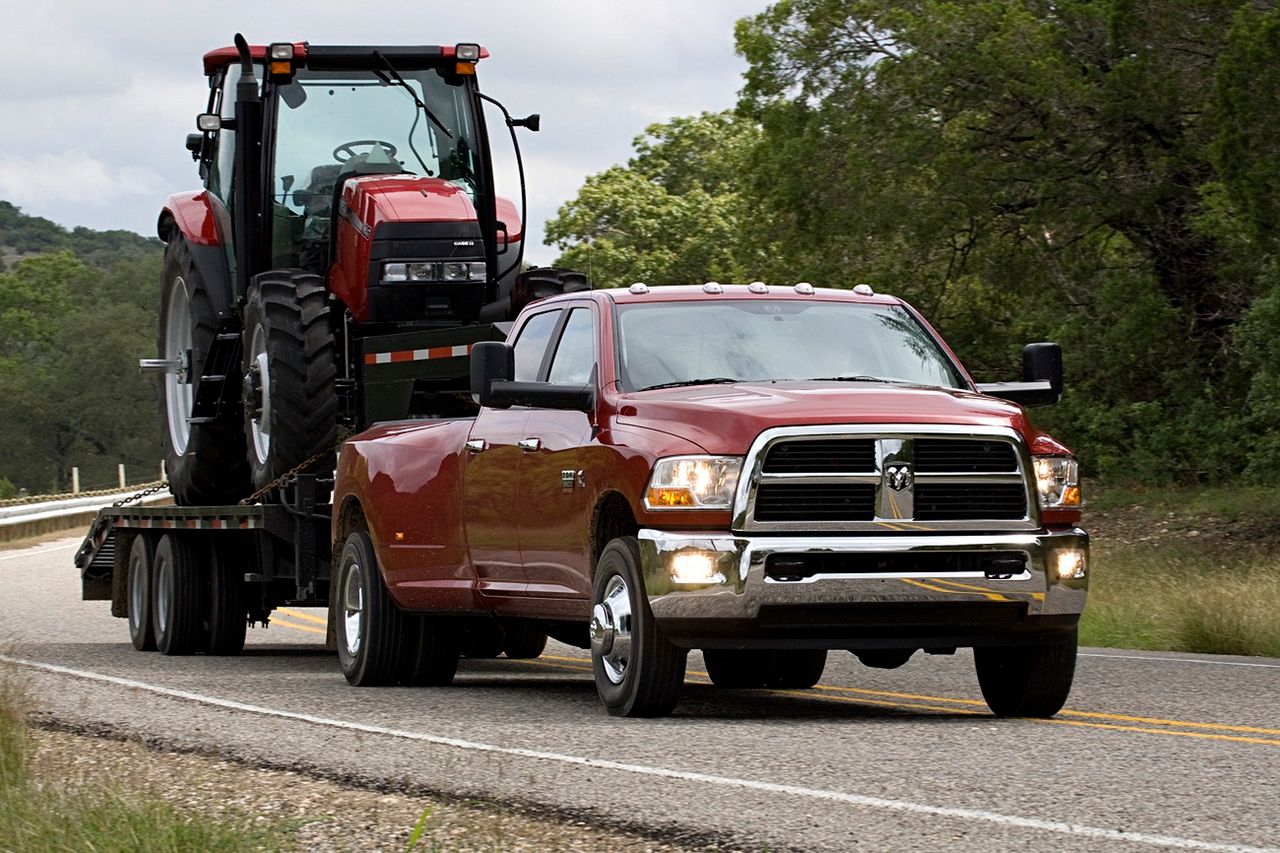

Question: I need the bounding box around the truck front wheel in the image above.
[590,537,687,717]
[336,530,405,686]
[974,630,1078,718]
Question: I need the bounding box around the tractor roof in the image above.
[202,43,489,76]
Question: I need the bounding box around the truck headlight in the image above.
[382,261,486,283]
[645,456,742,510]
[1033,456,1081,509]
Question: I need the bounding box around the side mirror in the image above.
[489,381,594,412]
[185,133,203,161]
[470,341,514,407]
[196,113,222,132]
[976,342,1063,407]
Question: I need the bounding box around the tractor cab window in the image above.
[269,66,481,271]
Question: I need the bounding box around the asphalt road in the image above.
[2,536,1278,852]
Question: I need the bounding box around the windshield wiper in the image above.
[639,377,746,392]
[804,375,905,384]
[372,53,454,140]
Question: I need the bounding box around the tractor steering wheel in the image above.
[332,139,399,164]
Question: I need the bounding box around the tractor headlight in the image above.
[382,261,487,283]
[644,456,742,510]
[1033,456,1081,509]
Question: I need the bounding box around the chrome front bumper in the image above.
[638,528,1088,643]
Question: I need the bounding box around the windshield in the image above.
[616,300,966,391]
[269,66,481,270]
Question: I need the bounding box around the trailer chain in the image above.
[239,429,355,506]
[111,481,171,508]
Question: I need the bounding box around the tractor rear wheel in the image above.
[242,270,338,495]
[158,238,250,505]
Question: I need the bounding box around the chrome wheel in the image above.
[591,574,633,685]
[128,552,146,635]
[155,557,172,637]
[246,324,271,466]
[342,560,365,658]
[162,276,193,454]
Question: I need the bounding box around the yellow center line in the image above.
[277,607,329,627]
[925,578,1018,602]
[266,616,327,637]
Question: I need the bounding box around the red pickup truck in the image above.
[331,282,1087,717]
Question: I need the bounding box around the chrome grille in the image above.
[737,426,1037,532]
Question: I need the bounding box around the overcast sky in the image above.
[0,0,769,265]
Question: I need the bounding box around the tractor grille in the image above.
[741,430,1034,531]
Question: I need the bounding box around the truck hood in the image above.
[615,381,1035,454]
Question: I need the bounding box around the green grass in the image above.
[1080,542,1280,657]
[0,671,285,853]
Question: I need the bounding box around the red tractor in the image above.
[146,35,583,504]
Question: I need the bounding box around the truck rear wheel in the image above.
[126,535,156,652]
[152,534,206,656]
[502,622,548,659]
[336,530,405,686]
[242,270,338,496]
[590,537,686,717]
[767,650,827,689]
[158,238,250,505]
[401,616,460,686]
[974,630,1078,718]
[205,539,247,655]
[703,650,773,688]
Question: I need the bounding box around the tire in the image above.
[242,270,338,495]
[703,650,774,688]
[335,530,406,686]
[158,238,250,505]
[767,650,827,689]
[854,649,916,670]
[502,622,548,659]
[462,622,505,659]
[401,616,461,686]
[974,630,1078,718]
[590,537,686,717]
[205,539,247,655]
[152,535,206,656]
[126,535,156,651]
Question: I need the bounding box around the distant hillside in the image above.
[0,201,162,270]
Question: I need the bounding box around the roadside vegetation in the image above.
[0,671,283,853]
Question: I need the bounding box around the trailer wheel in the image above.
[336,530,405,686]
[242,270,338,497]
[974,630,1078,718]
[502,622,548,660]
[152,534,206,656]
[126,535,156,652]
[766,650,827,689]
[590,537,686,717]
[702,650,774,688]
[158,238,250,505]
[401,616,460,686]
[205,539,247,655]
[462,622,505,658]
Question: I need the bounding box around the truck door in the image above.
[461,307,562,599]
[517,304,598,614]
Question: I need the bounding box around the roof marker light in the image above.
[747,281,768,294]
[794,282,815,295]
[702,281,723,294]
[854,283,875,296]
[629,282,649,294]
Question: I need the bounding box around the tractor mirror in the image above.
[196,113,221,132]
[470,341,514,407]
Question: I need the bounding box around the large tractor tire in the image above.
[242,270,338,494]
[158,238,250,505]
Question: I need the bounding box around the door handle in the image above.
[518,438,541,453]
[465,439,487,453]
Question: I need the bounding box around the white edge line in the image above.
[0,541,81,562]
[1,654,1275,853]
[1081,653,1280,670]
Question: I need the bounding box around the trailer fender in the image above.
[158,192,235,320]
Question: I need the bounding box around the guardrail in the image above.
[0,485,172,544]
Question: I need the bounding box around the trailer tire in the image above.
[766,649,827,689]
[242,270,338,498]
[502,622,548,660]
[159,238,251,505]
[703,650,773,689]
[401,616,460,686]
[590,537,686,717]
[152,534,206,656]
[127,535,156,652]
[205,539,247,655]
[974,630,1078,718]
[336,530,405,686]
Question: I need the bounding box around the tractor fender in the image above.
[157,192,235,321]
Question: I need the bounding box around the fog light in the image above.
[671,551,721,585]
[1056,550,1086,580]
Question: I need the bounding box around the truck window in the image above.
[547,308,595,385]
[512,309,561,381]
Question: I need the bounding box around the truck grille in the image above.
[740,428,1035,532]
